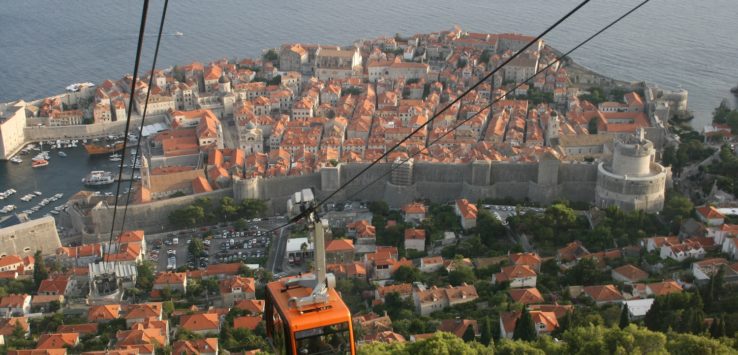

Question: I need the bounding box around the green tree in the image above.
[135,261,156,293]
[480,317,492,346]
[188,238,206,259]
[462,324,477,342]
[496,339,546,355]
[367,201,390,216]
[448,264,476,286]
[219,196,240,221]
[162,300,174,318]
[263,49,278,63]
[393,265,422,284]
[406,332,490,354]
[168,205,205,228]
[666,332,737,355]
[587,117,599,134]
[662,192,693,227]
[564,258,602,285]
[619,304,630,329]
[239,199,267,219]
[33,250,48,289]
[513,308,537,341]
[477,210,507,249]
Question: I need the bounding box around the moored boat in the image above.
[32,159,49,168]
[84,141,125,155]
[82,171,115,186]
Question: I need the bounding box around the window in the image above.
[295,322,351,355]
[23,247,31,253]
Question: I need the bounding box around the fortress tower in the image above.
[595,129,666,212]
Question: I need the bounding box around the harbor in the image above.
[0,139,141,220]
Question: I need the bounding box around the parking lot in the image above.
[147,217,286,272]
[482,204,545,225]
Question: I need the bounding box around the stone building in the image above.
[0,215,61,257]
[595,129,667,212]
[0,101,26,159]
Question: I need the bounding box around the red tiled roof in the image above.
[36,333,79,349]
[508,288,544,305]
[495,264,536,282]
[404,228,426,240]
[326,239,355,252]
[583,285,623,302]
[233,299,265,315]
[697,205,725,220]
[88,304,121,322]
[647,280,683,296]
[57,323,98,335]
[612,264,649,282]
[180,313,220,332]
[233,316,261,331]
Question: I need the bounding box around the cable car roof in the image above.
[267,276,352,331]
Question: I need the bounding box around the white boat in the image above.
[65,82,95,92]
[10,157,22,164]
[34,191,42,196]
[82,171,115,186]
[174,31,184,36]
[110,157,122,162]
[58,151,67,157]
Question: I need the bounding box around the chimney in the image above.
[455,316,461,324]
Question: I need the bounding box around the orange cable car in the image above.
[265,277,356,354]
[265,188,356,354]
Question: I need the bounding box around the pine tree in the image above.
[619,304,630,329]
[480,317,492,346]
[32,250,48,289]
[513,308,537,341]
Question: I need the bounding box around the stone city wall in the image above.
[89,188,232,237]
[232,160,599,209]
[23,115,167,142]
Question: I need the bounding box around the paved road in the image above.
[268,226,289,274]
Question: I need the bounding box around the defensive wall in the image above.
[88,188,231,237]
[233,158,599,212]
[85,158,601,235]
[23,114,167,142]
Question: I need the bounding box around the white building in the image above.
[286,237,314,264]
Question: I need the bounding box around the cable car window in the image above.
[295,322,351,355]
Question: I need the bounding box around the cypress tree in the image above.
[619,304,630,329]
[462,323,477,342]
[710,317,721,338]
[480,317,492,346]
[32,250,48,289]
[492,315,501,341]
[513,308,537,341]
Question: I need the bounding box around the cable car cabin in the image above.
[265,276,356,355]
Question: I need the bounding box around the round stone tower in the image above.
[595,129,666,212]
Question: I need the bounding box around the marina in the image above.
[0,140,141,219]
